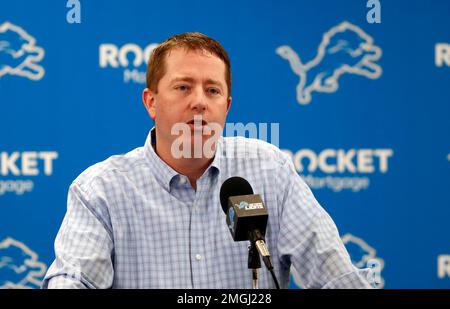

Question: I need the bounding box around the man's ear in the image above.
[226,96,232,113]
[142,88,156,120]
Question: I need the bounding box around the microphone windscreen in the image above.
[219,176,254,214]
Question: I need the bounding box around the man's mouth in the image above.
[186,119,208,127]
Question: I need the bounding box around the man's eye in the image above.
[207,88,220,95]
[175,85,189,91]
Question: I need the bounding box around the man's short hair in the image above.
[146,32,232,96]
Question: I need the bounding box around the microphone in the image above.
[219,177,267,242]
[219,176,280,289]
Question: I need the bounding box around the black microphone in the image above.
[219,176,280,289]
[219,177,268,242]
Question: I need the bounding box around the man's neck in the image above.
[154,140,215,190]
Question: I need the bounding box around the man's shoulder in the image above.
[220,136,290,167]
[73,146,145,192]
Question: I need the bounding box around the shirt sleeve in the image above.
[276,154,373,289]
[42,182,114,289]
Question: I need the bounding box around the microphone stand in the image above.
[248,229,281,289]
[248,242,261,289]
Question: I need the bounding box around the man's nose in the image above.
[190,87,207,113]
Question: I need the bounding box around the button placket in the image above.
[189,182,206,287]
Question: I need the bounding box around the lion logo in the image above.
[0,21,45,80]
[0,237,47,289]
[276,21,382,104]
[289,233,384,288]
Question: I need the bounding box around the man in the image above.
[43,32,373,288]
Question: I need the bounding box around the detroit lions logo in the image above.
[0,237,47,289]
[276,21,382,105]
[342,233,384,288]
[0,21,45,80]
[227,207,235,233]
[236,201,249,209]
[289,233,384,288]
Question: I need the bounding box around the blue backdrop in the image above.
[1,0,449,289]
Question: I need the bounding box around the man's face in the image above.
[143,48,231,158]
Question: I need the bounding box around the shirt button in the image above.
[195,254,202,261]
[179,176,187,185]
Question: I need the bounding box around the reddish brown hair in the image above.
[146,32,232,96]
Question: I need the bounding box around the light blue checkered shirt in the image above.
[43,129,372,289]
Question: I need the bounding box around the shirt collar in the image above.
[143,128,222,191]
